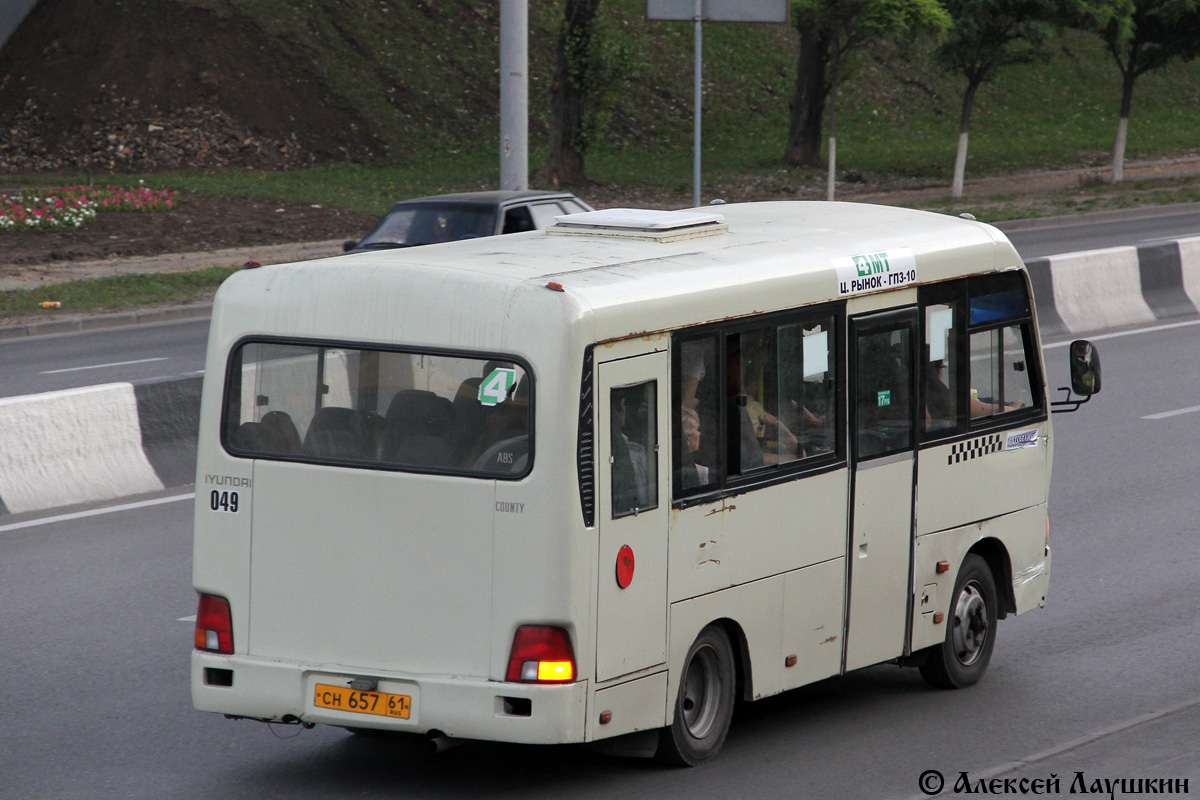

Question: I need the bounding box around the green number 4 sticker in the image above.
[479,368,518,407]
[877,389,891,407]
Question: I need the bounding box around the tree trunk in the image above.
[535,0,600,187]
[783,28,829,168]
[1112,68,1137,183]
[951,78,980,199]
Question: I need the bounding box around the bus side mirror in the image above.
[1069,339,1101,396]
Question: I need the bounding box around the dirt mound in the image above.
[0,0,382,172]
[0,190,377,268]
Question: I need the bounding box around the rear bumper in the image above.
[191,651,588,744]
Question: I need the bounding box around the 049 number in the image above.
[210,490,239,513]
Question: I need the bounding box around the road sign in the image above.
[646,0,788,23]
[647,0,788,207]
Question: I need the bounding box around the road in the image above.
[0,317,208,396]
[3,318,1198,799]
[1002,204,1200,260]
[2,206,1199,398]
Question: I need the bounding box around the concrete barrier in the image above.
[1030,235,1200,337]
[1,233,1198,517]
[0,373,200,515]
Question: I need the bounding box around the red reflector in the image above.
[195,593,234,654]
[936,560,951,574]
[506,626,576,682]
[615,544,635,589]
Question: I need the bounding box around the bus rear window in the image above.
[222,341,532,478]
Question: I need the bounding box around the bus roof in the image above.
[214,201,1018,351]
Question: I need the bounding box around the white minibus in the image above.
[192,202,1100,765]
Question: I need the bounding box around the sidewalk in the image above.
[0,238,346,292]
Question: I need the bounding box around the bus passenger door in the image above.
[845,309,918,671]
[596,353,669,682]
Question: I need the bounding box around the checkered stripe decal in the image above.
[948,434,1003,465]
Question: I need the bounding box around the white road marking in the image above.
[0,492,194,534]
[899,694,1200,799]
[40,357,169,375]
[1143,404,1200,420]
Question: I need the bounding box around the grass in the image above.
[897,174,1200,222]
[0,266,238,321]
[136,154,504,216]
[8,9,1195,214]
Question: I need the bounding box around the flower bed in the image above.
[0,184,176,231]
[66,184,178,212]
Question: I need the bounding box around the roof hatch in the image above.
[546,208,729,242]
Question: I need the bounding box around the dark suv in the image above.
[343,190,593,252]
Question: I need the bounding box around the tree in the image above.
[785,0,950,200]
[783,26,832,168]
[935,0,1074,197]
[1093,0,1200,181]
[535,0,629,187]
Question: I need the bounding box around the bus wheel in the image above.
[920,554,998,690]
[657,624,736,766]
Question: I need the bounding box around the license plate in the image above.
[314,683,411,719]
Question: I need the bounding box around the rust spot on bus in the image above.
[703,498,736,517]
[593,312,767,347]
[596,329,670,346]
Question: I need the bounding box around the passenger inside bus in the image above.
[742,367,802,463]
[924,360,954,431]
[726,338,767,471]
[679,407,711,490]
[679,338,720,470]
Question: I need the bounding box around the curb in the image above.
[0,302,213,340]
[2,233,1199,518]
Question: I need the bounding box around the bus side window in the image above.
[611,382,658,518]
[922,294,964,436]
[675,336,720,496]
[969,325,1034,418]
[966,273,1041,419]
[782,318,836,458]
[855,323,914,458]
[726,331,769,473]
[674,313,839,499]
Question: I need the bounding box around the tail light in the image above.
[195,593,234,654]
[506,626,576,682]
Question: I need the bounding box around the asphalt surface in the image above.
[3,318,1198,798]
[0,317,209,396]
[1000,202,1200,259]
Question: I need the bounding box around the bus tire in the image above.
[656,624,736,767]
[920,554,998,690]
